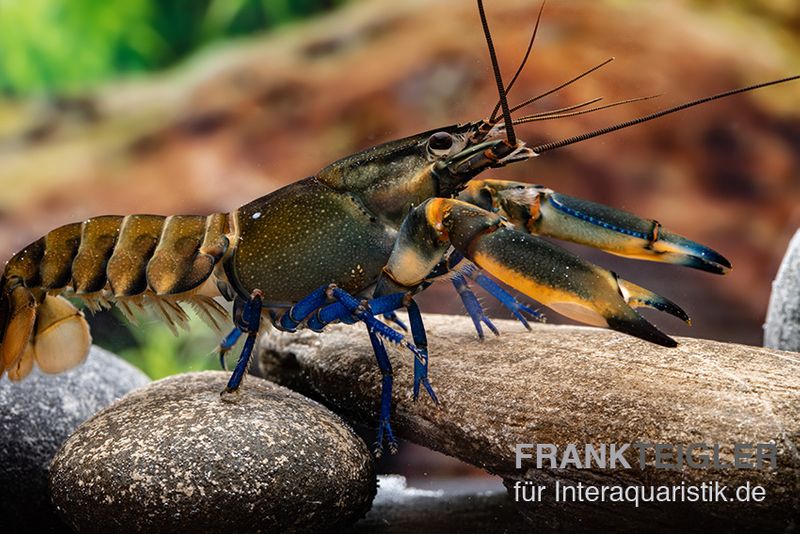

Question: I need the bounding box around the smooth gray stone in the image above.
[765,229,800,351]
[50,371,376,533]
[0,345,150,532]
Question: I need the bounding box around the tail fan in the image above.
[1,285,36,379]
[0,285,91,380]
[32,295,91,375]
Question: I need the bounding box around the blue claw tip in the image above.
[663,232,732,275]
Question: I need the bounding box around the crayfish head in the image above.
[431,120,536,197]
[314,119,533,228]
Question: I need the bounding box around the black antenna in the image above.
[490,0,546,123]
[477,0,516,145]
[531,75,800,154]
[513,94,660,124]
[509,57,615,115]
[518,96,605,120]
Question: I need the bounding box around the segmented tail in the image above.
[1,211,234,381]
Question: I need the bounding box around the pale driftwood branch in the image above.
[258,315,799,532]
[765,229,800,351]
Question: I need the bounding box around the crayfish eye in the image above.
[427,131,454,154]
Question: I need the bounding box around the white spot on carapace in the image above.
[252,212,262,220]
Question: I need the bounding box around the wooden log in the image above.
[258,314,799,532]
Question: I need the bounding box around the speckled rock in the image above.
[0,345,150,532]
[49,371,376,533]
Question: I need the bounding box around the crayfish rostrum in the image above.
[1,1,798,455]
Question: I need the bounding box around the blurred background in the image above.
[1,0,798,476]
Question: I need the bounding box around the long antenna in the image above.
[530,75,800,154]
[517,96,605,120]
[513,94,661,124]
[490,0,546,123]
[477,0,516,145]
[508,57,615,115]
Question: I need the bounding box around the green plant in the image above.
[118,313,224,379]
[0,0,345,96]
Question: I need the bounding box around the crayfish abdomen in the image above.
[0,212,232,379]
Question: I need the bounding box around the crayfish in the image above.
[1,1,798,455]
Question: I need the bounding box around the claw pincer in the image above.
[376,196,693,348]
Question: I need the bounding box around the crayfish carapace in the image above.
[1,1,797,455]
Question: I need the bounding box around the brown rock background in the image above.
[1,0,799,345]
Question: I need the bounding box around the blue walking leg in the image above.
[327,288,423,360]
[217,327,243,370]
[383,311,408,332]
[307,292,406,332]
[309,290,437,403]
[472,273,544,328]
[276,284,398,332]
[325,287,435,454]
[451,274,499,340]
[405,299,438,404]
[444,251,543,331]
[277,284,331,331]
[224,327,257,393]
[367,328,397,457]
[285,286,433,434]
[223,290,263,394]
